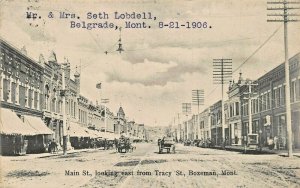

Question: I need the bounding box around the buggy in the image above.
[117,136,134,153]
[158,137,175,154]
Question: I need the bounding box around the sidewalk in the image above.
[0,148,101,160]
[211,145,300,156]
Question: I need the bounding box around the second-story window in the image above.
[235,102,239,116]
[291,80,296,102]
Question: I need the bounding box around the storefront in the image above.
[0,109,37,155]
[23,115,54,153]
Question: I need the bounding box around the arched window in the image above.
[45,84,50,110]
[51,87,56,112]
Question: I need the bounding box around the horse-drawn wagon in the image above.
[117,136,134,153]
[158,137,175,154]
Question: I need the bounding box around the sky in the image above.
[0,0,299,127]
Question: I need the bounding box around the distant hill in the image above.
[145,126,168,141]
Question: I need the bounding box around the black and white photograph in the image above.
[0,0,300,187]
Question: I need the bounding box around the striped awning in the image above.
[68,122,90,138]
[24,115,54,135]
[0,108,37,136]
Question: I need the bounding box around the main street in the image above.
[1,143,300,188]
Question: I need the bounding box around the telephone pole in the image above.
[240,80,258,137]
[61,62,70,155]
[177,113,181,141]
[267,0,300,157]
[213,58,232,144]
[182,103,191,141]
[192,89,204,114]
[192,89,204,140]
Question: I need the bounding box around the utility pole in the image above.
[192,89,204,114]
[213,58,232,145]
[61,62,70,155]
[182,103,191,141]
[267,0,299,157]
[240,80,258,137]
[192,89,204,140]
[177,113,181,141]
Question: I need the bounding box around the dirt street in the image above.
[1,143,300,188]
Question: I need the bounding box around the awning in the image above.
[24,115,54,135]
[85,129,103,138]
[104,132,119,140]
[68,122,90,138]
[0,108,37,136]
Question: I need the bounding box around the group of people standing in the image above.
[47,139,58,153]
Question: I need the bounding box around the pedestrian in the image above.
[268,137,274,150]
[47,140,52,153]
[50,139,58,153]
[115,139,119,152]
[104,139,107,150]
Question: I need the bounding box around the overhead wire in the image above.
[205,25,282,104]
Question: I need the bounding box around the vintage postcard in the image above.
[0,0,300,187]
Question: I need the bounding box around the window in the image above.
[278,115,286,138]
[70,100,73,116]
[266,92,270,109]
[73,102,76,118]
[243,122,249,135]
[34,91,38,109]
[40,93,43,110]
[281,86,285,106]
[235,102,239,116]
[11,82,16,103]
[291,80,296,102]
[45,85,49,110]
[255,99,258,113]
[3,79,9,101]
[51,98,56,112]
[243,103,249,116]
[252,120,259,134]
[66,101,69,115]
[277,87,281,107]
[297,79,300,101]
[19,86,26,107]
[272,89,277,108]
[79,109,81,121]
[28,89,32,108]
[261,94,266,111]
[256,99,259,113]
